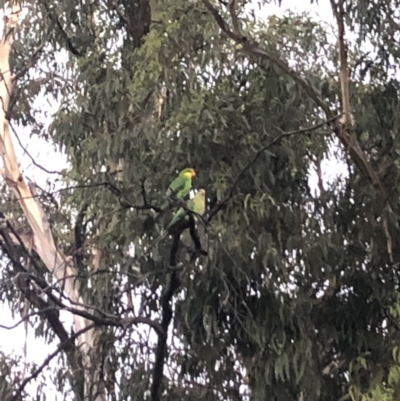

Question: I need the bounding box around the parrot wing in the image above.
[168,189,206,229]
[166,168,195,199]
[160,175,187,215]
[166,206,187,230]
[146,204,188,255]
[166,175,187,198]
[162,172,192,211]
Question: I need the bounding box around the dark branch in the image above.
[47,12,82,57]
[12,41,46,83]
[28,272,164,334]
[201,0,332,116]
[208,118,339,221]
[0,181,162,213]
[0,228,73,346]
[0,307,58,330]
[188,215,202,251]
[0,218,163,334]
[151,271,180,401]
[9,323,95,401]
[201,0,388,201]
[9,123,63,175]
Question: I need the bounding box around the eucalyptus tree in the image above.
[1,1,400,401]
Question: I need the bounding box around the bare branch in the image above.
[9,323,96,401]
[9,122,63,175]
[0,307,59,330]
[208,116,340,221]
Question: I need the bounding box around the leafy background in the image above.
[1,1,400,401]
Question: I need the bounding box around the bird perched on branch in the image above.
[146,189,206,254]
[166,168,196,200]
[158,167,196,217]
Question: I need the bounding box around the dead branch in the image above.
[0,307,58,330]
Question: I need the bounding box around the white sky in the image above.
[0,0,343,398]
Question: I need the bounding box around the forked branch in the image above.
[201,0,387,199]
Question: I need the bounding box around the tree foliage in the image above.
[1,0,400,401]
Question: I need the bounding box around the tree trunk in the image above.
[0,4,104,400]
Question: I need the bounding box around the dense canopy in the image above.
[1,1,400,401]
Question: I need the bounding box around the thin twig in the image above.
[208,117,340,221]
[8,323,96,401]
[201,0,388,200]
[9,122,63,175]
[12,41,46,82]
[0,180,162,212]
[0,307,57,330]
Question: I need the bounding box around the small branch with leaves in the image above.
[208,117,340,222]
[201,0,388,205]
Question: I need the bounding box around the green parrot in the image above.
[146,189,206,254]
[166,168,196,200]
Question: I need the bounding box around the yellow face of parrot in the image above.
[183,168,196,179]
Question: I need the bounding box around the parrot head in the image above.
[197,189,206,198]
[180,168,196,178]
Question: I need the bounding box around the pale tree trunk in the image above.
[0,4,104,401]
